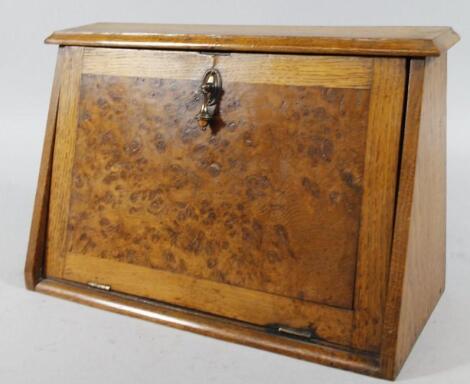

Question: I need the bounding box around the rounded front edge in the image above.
[35,278,384,378]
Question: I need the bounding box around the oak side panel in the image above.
[24,48,65,289]
[351,58,406,352]
[379,59,426,378]
[396,54,447,367]
[45,47,84,278]
[381,54,447,379]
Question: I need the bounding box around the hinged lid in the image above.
[42,46,407,350]
[87,281,111,291]
[45,23,460,57]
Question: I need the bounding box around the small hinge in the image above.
[198,51,231,56]
[266,324,317,340]
[87,281,111,291]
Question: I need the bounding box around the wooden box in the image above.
[25,24,459,379]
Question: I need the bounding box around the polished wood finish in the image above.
[82,48,373,89]
[45,48,405,349]
[64,254,353,346]
[45,46,84,278]
[46,23,459,57]
[36,278,380,376]
[352,59,405,352]
[380,53,448,379]
[26,24,459,380]
[63,67,370,310]
[24,49,64,289]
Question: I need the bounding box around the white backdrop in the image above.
[0,1,469,383]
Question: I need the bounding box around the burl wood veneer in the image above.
[25,24,459,379]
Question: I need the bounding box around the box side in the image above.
[24,48,64,289]
[381,53,447,379]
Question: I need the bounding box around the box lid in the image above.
[46,23,459,57]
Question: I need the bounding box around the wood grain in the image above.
[82,48,373,89]
[45,47,84,278]
[36,278,381,377]
[380,54,447,379]
[25,23,458,379]
[42,48,408,354]
[64,253,353,346]
[45,23,460,57]
[64,71,371,310]
[351,58,406,352]
[24,49,65,289]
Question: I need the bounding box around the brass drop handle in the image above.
[195,68,222,130]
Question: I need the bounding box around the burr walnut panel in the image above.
[65,74,370,309]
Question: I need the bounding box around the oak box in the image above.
[25,24,460,379]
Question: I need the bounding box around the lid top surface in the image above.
[46,23,460,56]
